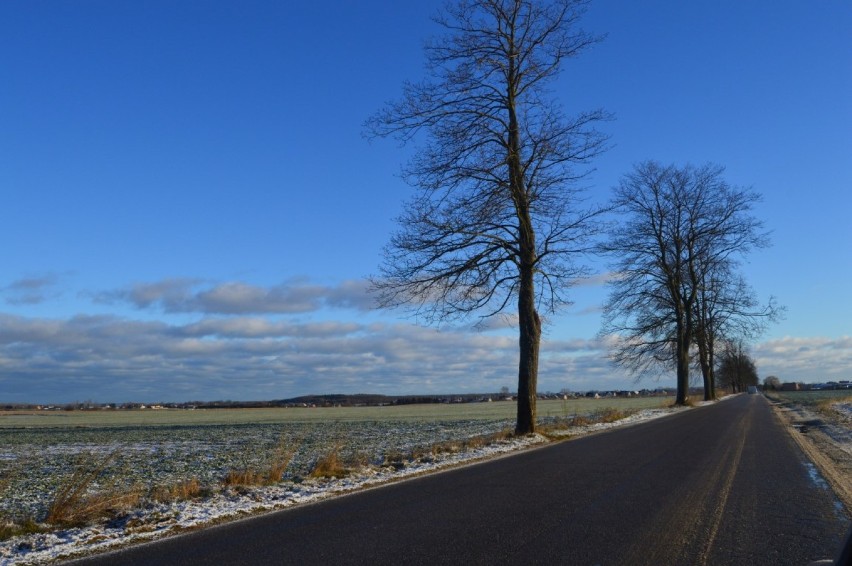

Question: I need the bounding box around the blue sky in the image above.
[1,1,850,404]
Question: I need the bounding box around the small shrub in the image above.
[309,444,348,478]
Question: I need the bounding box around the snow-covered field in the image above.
[1,403,686,565]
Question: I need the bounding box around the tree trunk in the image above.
[505,48,541,434]
[516,263,540,434]
[699,350,712,401]
[675,344,690,405]
[675,314,690,406]
[696,337,716,401]
[707,335,716,400]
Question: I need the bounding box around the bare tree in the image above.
[716,340,759,393]
[693,263,783,400]
[365,0,609,433]
[763,375,781,391]
[600,161,768,405]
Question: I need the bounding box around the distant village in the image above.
[8,389,667,411]
[5,380,849,412]
[775,380,851,392]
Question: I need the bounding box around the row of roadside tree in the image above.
[366,0,781,433]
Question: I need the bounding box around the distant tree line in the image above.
[715,341,760,393]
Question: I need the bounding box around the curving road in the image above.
[71,395,851,565]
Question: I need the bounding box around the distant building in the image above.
[781,382,801,391]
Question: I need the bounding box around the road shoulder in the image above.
[768,395,852,514]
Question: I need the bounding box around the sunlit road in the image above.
[72,395,850,565]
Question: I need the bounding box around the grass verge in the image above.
[538,408,638,438]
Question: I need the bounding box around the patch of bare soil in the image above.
[769,397,852,514]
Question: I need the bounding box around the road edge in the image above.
[768,395,852,515]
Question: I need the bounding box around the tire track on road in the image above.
[621,405,751,566]
[695,418,749,565]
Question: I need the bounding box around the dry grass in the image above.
[222,466,287,487]
[463,429,515,448]
[309,443,350,479]
[45,452,142,526]
[539,408,639,438]
[385,429,516,467]
[816,395,852,418]
[595,407,632,423]
[0,517,45,541]
[223,438,299,487]
[46,489,142,526]
[308,441,374,479]
[4,436,303,538]
[150,478,206,503]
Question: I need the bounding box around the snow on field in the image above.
[0,406,686,565]
[826,402,852,456]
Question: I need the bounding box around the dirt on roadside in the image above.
[768,396,852,514]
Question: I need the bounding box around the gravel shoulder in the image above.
[768,395,852,513]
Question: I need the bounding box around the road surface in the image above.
[71,395,850,565]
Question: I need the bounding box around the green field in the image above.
[766,390,852,407]
[0,397,669,429]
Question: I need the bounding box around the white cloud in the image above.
[753,336,852,382]
[98,278,375,315]
[573,272,620,287]
[119,278,201,310]
[4,275,849,404]
[177,318,361,339]
[0,310,623,404]
[2,273,64,305]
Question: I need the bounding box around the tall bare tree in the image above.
[600,161,768,405]
[365,0,609,433]
[693,263,782,400]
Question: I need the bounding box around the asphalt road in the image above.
[72,395,851,565]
